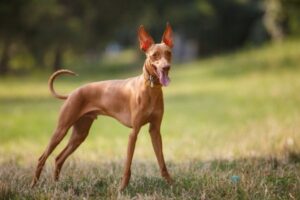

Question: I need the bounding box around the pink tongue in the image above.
[158,70,170,86]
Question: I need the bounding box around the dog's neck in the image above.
[142,59,161,88]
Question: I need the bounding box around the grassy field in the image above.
[0,39,300,199]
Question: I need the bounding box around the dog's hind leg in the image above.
[31,99,83,187]
[54,114,94,181]
[31,125,71,187]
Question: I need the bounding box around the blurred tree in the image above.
[0,0,27,75]
[142,0,264,55]
[23,0,143,71]
[0,0,299,74]
[23,0,84,71]
[281,0,300,35]
[0,39,11,75]
[263,0,286,42]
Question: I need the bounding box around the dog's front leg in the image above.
[119,127,141,191]
[149,119,172,184]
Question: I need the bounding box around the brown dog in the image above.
[31,23,174,191]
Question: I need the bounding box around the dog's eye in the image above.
[165,51,172,60]
[151,52,160,60]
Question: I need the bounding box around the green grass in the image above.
[0,39,300,199]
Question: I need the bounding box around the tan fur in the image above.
[49,69,77,100]
[31,24,174,191]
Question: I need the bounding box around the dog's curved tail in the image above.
[48,69,77,100]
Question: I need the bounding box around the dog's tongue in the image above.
[158,70,170,87]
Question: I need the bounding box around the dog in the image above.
[31,23,174,191]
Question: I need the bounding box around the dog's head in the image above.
[138,23,173,87]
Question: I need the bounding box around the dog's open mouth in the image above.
[157,69,170,87]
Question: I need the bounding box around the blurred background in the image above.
[0,0,300,162]
[0,0,299,74]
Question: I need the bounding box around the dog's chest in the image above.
[144,96,157,115]
[136,91,160,117]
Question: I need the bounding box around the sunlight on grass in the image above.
[1,39,300,164]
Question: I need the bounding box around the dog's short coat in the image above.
[31,23,174,191]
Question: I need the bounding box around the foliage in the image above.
[0,0,299,74]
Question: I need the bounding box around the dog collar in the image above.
[149,75,155,88]
[143,65,161,88]
[145,74,161,88]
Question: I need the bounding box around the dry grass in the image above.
[0,154,299,199]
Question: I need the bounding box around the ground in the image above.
[0,39,299,199]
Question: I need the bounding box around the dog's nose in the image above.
[163,65,170,71]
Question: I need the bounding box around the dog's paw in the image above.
[30,179,37,188]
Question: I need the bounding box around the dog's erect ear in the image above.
[161,23,173,48]
[138,25,154,52]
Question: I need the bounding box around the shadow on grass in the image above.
[0,151,300,199]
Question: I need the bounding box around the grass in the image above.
[1,158,299,199]
[0,39,300,199]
